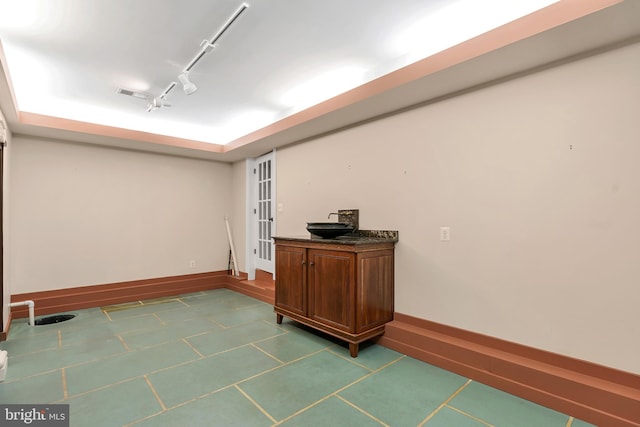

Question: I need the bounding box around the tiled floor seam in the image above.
[417,379,473,426]
[53,376,142,403]
[334,394,390,426]
[49,344,216,401]
[46,338,286,400]
[443,403,494,427]
[233,346,328,388]
[117,334,131,351]
[143,374,167,411]
[61,368,69,400]
[132,346,330,418]
[325,346,404,372]
[128,383,239,425]
[250,342,286,364]
[181,337,206,358]
[0,367,63,384]
[269,353,407,425]
[207,317,231,329]
[234,384,278,424]
[151,312,167,326]
[80,337,290,392]
[247,329,291,345]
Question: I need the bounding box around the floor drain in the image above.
[34,314,76,326]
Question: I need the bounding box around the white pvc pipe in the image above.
[9,300,35,326]
[225,216,240,277]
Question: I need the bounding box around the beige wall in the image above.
[275,41,640,374]
[10,136,233,293]
[3,36,638,376]
[1,108,10,328]
[230,160,247,273]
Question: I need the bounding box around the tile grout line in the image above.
[566,416,574,427]
[250,343,285,365]
[57,330,63,348]
[207,317,230,329]
[61,368,69,400]
[334,394,390,427]
[137,340,281,381]
[117,334,131,351]
[270,392,331,425]
[417,378,473,427]
[152,313,166,326]
[325,347,378,372]
[234,384,278,424]
[133,339,300,389]
[176,297,192,308]
[53,377,142,403]
[144,347,333,424]
[143,374,167,411]
[176,298,191,308]
[233,347,329,389]
[271,354,407,426]
[2,342,137,385]
[444,404,494,427]
[250,330,290,346]
[1,345,60,361]
[166,383,237,411]
[181,338,206,358]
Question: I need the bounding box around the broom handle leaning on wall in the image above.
[224,216,240,277]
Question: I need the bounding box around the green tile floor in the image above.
[0,289,597,427]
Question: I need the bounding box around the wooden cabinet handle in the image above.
[309,261,315,266]
[302,260,306,266]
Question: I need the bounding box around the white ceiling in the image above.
[0,0,639,162]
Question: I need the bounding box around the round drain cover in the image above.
[34,314,76,326]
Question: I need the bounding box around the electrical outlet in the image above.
[189,260,196,268]
[440,227,450,241]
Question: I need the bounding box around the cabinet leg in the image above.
[276,314,283,324]
[349,343,359,358]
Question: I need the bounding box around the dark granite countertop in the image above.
[274,230,398,244]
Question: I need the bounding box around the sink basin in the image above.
[307,222,355,239]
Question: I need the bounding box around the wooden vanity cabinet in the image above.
[274,237,395,357]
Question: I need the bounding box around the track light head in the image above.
[146,96,171,112]
[178,72,197,95]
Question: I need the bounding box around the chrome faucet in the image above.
[328,209,359,231]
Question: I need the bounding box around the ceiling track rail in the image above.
[185,3,249,73]
[140,2,248,112]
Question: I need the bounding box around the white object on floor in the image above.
[9,300,35,326]
[0,350,7,381]
[225,216,239,277]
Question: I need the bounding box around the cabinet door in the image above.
[275,245,306,316]
[308,249,355,332]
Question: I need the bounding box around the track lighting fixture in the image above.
[178,72,197,95]
[146,96,171,112]
[117,3,248,111]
